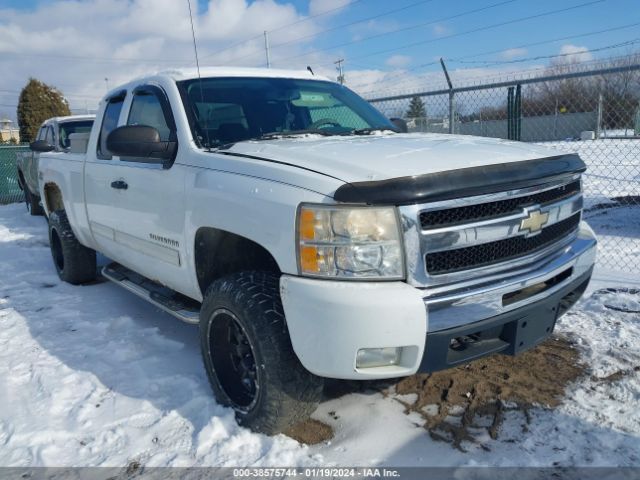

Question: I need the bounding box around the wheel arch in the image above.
[43,182,64,214]
[194,227,281,297]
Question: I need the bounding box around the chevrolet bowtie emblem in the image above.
[520,209,549,235]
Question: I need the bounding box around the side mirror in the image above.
[106,125,177,162]
[390,118,408,133]
[30,140,55,152]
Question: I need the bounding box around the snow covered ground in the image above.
[0,201,639,468]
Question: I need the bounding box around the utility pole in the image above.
[104,77,110,91]
[335,59,345,85]
[264,31,271,68]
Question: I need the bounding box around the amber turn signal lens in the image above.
[299,208,316,241]
[300,245,319,272]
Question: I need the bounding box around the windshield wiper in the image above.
[255,129,336,140]
[349,127,397,135]
[208,129,335,151]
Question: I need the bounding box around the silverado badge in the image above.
[520,209,549,236]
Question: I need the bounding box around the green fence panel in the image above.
[0,145,29,205]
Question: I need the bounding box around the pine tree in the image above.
[17,78,71,143]
[406,96,426,119]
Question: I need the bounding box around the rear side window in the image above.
[59,120,93,149]
[97,96,125,160]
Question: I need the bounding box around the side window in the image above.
[127,90,172,141]
[97,95,125,160]
[44,126,54,145]
[36,127,46,141]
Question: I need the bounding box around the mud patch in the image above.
[286,418,334,445]
[289,336,585,448]
[391,335,585,451]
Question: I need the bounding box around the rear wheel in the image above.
[200,271,323,434]
[48,210,97,284]
[24,188,44,216]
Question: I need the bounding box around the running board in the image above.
[102,263,200,324]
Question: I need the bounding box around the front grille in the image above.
[425,213,581,275]
[420,180,580,230]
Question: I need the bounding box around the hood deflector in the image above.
[333,154,586,206]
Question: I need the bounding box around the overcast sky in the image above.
[1,0,638,122]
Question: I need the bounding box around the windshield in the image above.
[177,77,395,148]
[58,120,94,149]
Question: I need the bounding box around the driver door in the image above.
[106,84,190,295]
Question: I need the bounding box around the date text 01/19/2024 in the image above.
[232,468,401,478]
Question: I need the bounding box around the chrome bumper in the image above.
[423,222,597,332]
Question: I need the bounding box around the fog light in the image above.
[356,347,401,368]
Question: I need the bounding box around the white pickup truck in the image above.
[16,115,94,215]
[38,67,597,434]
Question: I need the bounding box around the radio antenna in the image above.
[186,0,211,150]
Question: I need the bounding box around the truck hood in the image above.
[223,132,563,183]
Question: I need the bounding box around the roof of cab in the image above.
[155,66,330,82]
[101,67,333,104]
[40,114,96,126]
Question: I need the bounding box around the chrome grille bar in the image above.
[399,175,583,288]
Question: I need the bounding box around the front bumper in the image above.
[280,222,597,380]
[419,266,592,372]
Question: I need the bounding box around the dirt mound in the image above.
[288,336,586,449]
[392,335,585,451]
[285,418,334,445]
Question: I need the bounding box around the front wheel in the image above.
[200,271,323,434]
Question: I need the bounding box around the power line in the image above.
[285,0,606,66]
[454,21,640,64]
[253,0,519,65]
[0,89,101,99]
[454,38,640,67]
[224,0,440,64]
[359,52,640,98]
[1,1,363,66]
[0,51,190,64]
[200,0,364,59]
[348,20,640,90]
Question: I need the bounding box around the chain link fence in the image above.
[367,63,640,274]
[0,145,28,205]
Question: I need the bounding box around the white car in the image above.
[38,67,597,434]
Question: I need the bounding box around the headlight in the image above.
[297,204,404,279]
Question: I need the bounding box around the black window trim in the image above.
[121,83,178,167]
[36,126,46,141]
[45,125,55,147]
[97,92,127,160]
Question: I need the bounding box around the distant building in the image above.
[0,118,20,143]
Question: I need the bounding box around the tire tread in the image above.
[48,210,97,285]
[200,271,323,434]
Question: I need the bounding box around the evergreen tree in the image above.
[17,78,71,143]
[406,96,426,119]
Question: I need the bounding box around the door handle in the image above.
[110,180,128,190]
